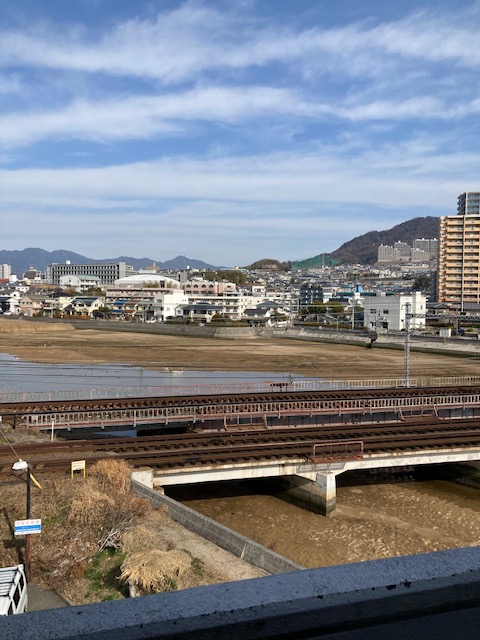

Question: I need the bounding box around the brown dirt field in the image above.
[0,319,479,380]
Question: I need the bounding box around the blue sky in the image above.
[1,0,480,266]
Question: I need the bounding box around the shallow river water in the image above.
[0,353,316,396]
[168,472,480,568]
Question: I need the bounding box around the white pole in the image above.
[403,302,412,388]
[51,421,54,442]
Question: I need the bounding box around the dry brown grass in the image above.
[0,319,72,333]
[68,486,117,527]
[28,460,151,601]
[121,525,163,555]
[120,549,192,594]
[89,458,132,494]
[68,459,150,531]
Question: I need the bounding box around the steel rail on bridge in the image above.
[21,391,480,430]
[2,418,480,475]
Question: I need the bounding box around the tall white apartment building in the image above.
[438,192,480,310]
[0,264,11,279]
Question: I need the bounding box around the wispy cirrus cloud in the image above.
[3,89,480,151]
[2,5,480,82]
[1,1,479,263]
[0,86,317,148]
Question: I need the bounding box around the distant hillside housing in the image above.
[377,238,438,264]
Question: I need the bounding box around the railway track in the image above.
[2,416,480,475]
[3,385,480,417]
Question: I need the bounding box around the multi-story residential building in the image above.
[394,241,412,258]
[105,286,172,320]
[377,245,400,263]
[410,248,430,263]
[457,191,480,215]
[59,274,101,291]
[299,284,325,306]
[413,238,438,254]
[182,280,236,296]
[0,264,11,280]
[47,261,130,285]
[378,239,438,264]
[438,192,480,310]
[153,290,190,321]
[363,292,426,331]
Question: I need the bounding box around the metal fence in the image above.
[2,375,480,404]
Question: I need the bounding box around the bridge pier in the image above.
[265,472,338,516]
[314,472,337,515]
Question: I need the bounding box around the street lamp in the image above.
[11,459,32,582]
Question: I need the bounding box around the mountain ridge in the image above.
[329,216,439,264]
[1,216,441,276]
[0,249,218,278]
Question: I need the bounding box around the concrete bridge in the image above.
[135,444,480,515]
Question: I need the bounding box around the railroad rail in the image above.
[4,385,480,416]
[4,385,480,430]
[2,416,480,475]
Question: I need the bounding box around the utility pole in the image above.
[403,302,412,388]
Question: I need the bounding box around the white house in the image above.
[152,289,189,322]
[59,274,101,291]
[62,296,105,317]
[363,292,426,332]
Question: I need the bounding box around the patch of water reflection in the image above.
[0,352,320,399]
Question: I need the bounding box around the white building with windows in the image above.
[363,292,426,332]
[152,290,189,321]
[59,274,101,291]
[0,264,11,279]
[48,261,131,285]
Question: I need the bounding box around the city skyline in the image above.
[2,1,480,264]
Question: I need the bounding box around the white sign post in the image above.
[71,460,86,479]
[14,519,42,536]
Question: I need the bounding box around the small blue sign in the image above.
[14,519,42,536]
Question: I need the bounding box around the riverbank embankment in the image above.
[10,316,480,358]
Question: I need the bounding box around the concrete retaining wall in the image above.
[262,326,372,347]
[374,333,480,357]
[131,479,302,575]
[69,320,258,339]
[10,316,258,339]
[264,325,480,356]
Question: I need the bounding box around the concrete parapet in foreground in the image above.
[3,546,480,639]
